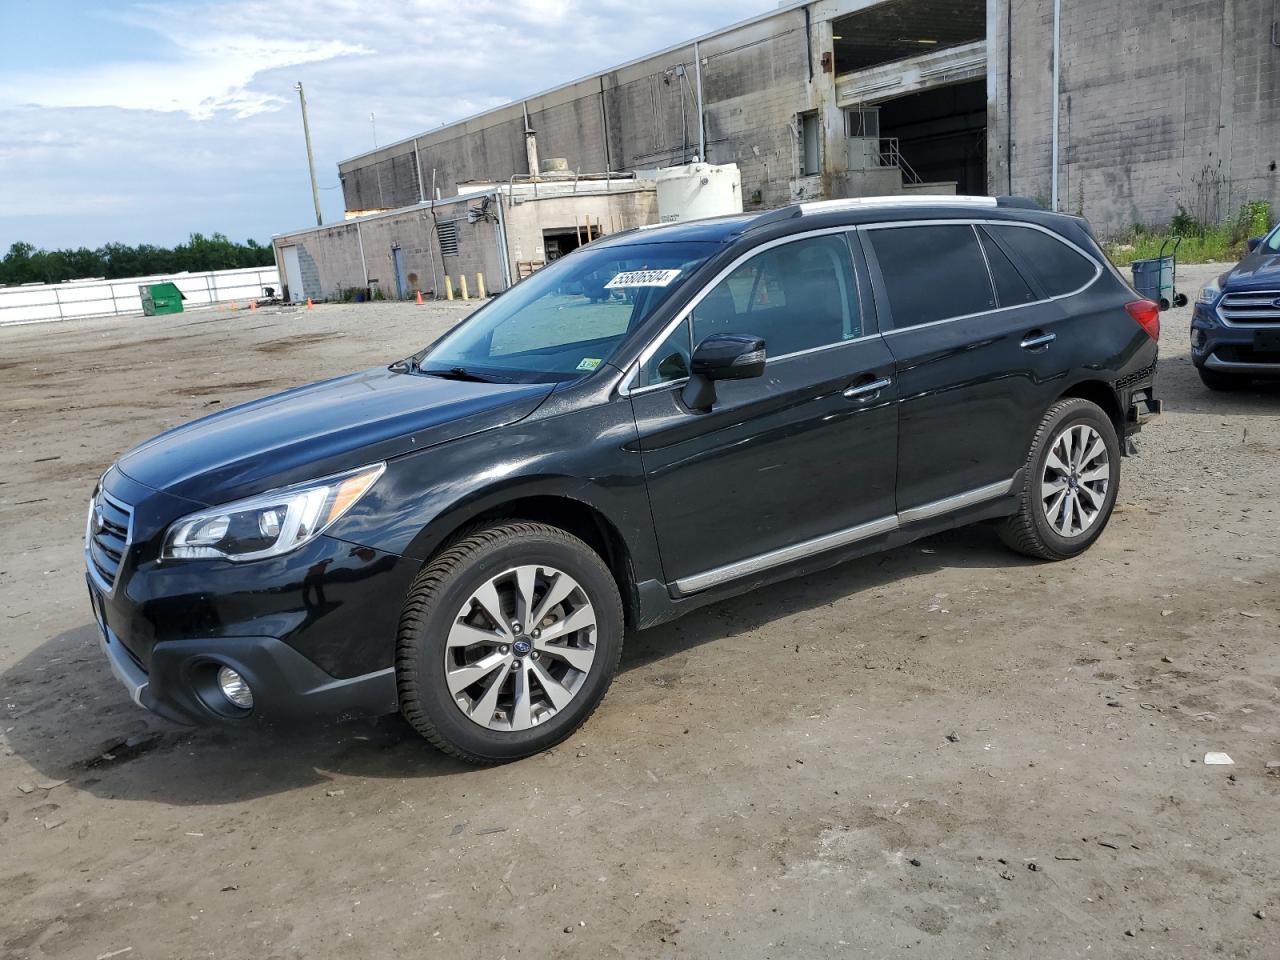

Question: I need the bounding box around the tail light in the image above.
[1125,299,1160,341]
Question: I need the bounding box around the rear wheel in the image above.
[999,398,1121,561]
[396,521,623,764]
[1198,367,1248,392]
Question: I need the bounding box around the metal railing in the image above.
[0,266,281,326]
[877,138,923,185]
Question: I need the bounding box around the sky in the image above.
[0,0,769,251]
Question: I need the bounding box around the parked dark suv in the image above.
[1191,223,1280,390]
[86,196,1160,763]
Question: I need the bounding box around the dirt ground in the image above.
[1,264,1278,959]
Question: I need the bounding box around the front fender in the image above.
[326,395,665,585]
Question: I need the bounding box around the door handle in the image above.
[1020,331,1056,350]
[843,376,892,400]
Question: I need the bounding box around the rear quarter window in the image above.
[986,224,1098,298]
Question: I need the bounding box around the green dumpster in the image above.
[140,281,186,316]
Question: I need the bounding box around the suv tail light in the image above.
[1125,299,1160,341]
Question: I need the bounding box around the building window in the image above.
[437,220,460,257]
[845,108,880,139]
[799,111,822,177]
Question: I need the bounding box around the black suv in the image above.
[1191,223,1280,389]
[85,196,1160,763]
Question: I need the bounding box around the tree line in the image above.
[0,233,275,286]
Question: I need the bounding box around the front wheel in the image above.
[999,398,1121,561]
[396,521,623,764]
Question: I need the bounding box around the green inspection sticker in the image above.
[576,357,602,371]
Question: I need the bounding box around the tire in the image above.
[1198,367,1248,392]
[396,521,623,764]
[999,398,1121,561]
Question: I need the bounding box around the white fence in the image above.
[0,266,281,326]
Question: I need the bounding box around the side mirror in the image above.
[1247,236,1264,253]
[681,334,766,412]
[691,334,767,380]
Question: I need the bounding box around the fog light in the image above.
[217,666,253,709]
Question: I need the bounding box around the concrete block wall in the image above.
[337,2,877,218]
[272,187,658,303]
[501,189,659,265]
[991,0,1280,236]
[273,196,505,302]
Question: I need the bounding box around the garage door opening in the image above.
[543,228,585,262]
[877,80,987,195]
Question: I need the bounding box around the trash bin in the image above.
[1129,236,1184,311]
[139,281,186,316]
[1130,257,1173,308]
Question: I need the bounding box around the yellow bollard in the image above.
[475,273,486,298]
[444,276,454,301]
[459,275,469,301]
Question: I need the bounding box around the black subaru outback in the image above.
[85,196,1160,763]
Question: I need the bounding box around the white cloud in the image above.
[0,0,768,247]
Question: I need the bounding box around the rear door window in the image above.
[866,224,996,329]
[985,224,1098,297]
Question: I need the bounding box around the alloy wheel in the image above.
[443,565,598,731]
[1040,423,1110,538]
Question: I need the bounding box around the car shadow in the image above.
[0,524,1028,805]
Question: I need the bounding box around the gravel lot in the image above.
[2,263,1278,959]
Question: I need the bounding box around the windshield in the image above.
[1265,225,1280,254]
[417,240,718,382]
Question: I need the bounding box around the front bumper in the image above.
[1191,302,1280,377]
[85,467,418,726]
[88,586,397,724]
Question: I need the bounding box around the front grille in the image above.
[1218,291,1280,325]
[87,491,133,592]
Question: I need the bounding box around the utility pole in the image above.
[295,81,323,226]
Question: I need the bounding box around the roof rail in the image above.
[744,194,1004,232]
[994,195,1045,210]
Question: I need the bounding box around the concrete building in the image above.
[272,177,657,303]
[334,0,1280,239]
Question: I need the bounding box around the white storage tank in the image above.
[655,161,743,224]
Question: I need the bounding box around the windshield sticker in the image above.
[605,269,682,289]
[576,357,602,371]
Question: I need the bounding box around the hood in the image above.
[118,367,553,504]
[1222,251,1280,291]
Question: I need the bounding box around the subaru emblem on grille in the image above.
[1271,297,1280,309]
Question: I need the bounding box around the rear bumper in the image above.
[1114,356,1160,447]
[89,577,397,725]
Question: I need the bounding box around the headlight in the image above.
[161,463,384,562]
[1197,281,1221,305]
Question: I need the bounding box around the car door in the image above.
[626,229,899,593]
[861,220,1078,516]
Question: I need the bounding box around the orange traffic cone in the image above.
[415,290,424,305]
[306,298,314,310]
[249,300,257,311]
[230,300,239,311]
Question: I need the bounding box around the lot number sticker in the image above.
[576,357,602,371]
[605,269,682,289]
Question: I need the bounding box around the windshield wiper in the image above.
[419,366,496,383]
